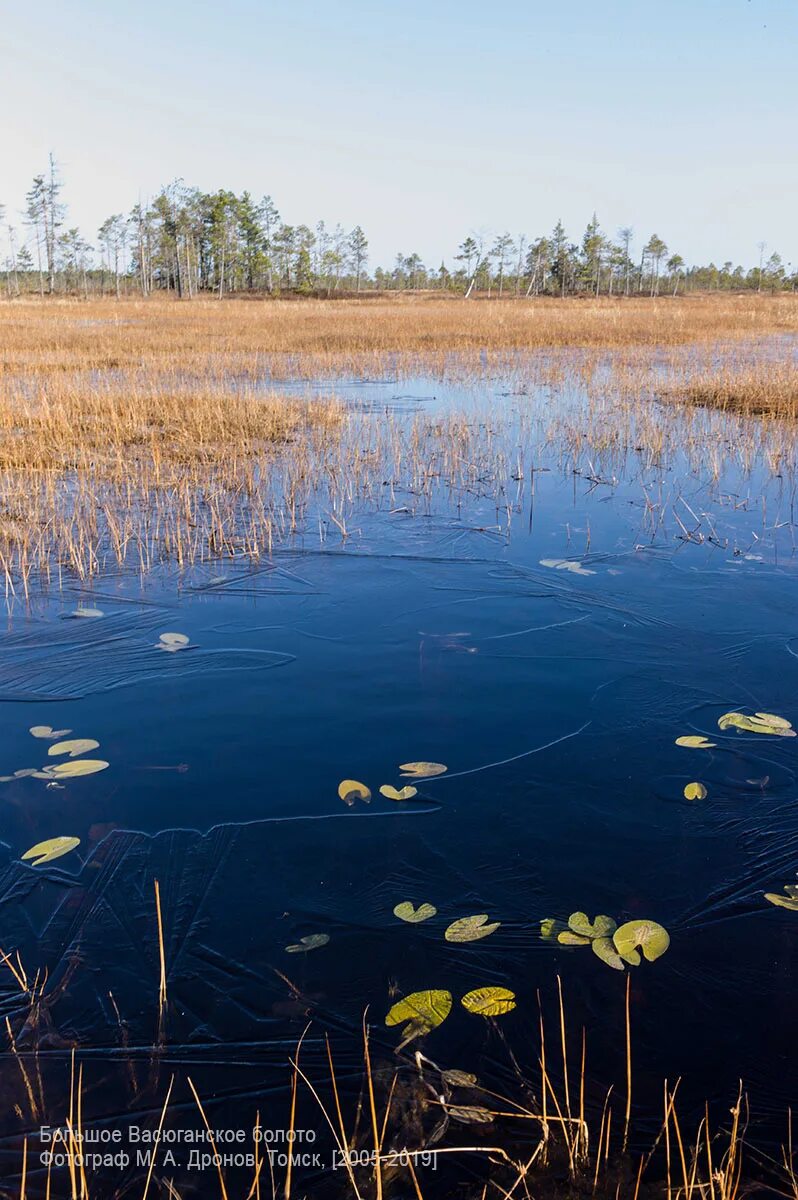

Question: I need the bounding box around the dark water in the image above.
[0,376,796,1195]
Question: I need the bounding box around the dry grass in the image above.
[0,294,796,589]
[2,294,797,380]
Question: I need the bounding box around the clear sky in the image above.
[2,0,796,270]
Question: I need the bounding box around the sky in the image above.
[2,0,796,271]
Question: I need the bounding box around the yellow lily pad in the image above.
[393,901,437,923]
[445,914,500,943]
[29,726,72,739]
[285,934,330,953]
[718,711,795,737]
[337,779,371,804]
[612,920,670,966]
[540,917,566,940]
[591,937,626,971]
[385,989,452,1035]
[48,739,100,759]
[22,837,80,866]
[44,760,109,779]
[568,912,617,939]
[675,736,716,749]
[461,986,517,1017]
[684,782,707,801]
[764,886,798,912]
[380,785,418,801]
[399,762,447,778]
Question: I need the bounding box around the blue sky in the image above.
[2,0,796,270]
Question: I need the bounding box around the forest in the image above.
[2,156,793,299]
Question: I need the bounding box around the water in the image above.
[0,373,796,1194]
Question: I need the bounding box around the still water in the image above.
[0,375,795,1194]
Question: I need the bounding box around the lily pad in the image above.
[399,762,447,778]
[718,711,795,738]
[683,781,707,801]
[764,885,798,912]
[44,759,109,779]
[539,558,596,576]
[385,989,452,1036]
[612,920,670,966]
[73,606,104,618]
[461,986,517,1017]
[540,917,567,940]
[337,779,371,804]
[441,1069,478,1088]
[447,1106,494,1125]
[48,739,100,759]
[445,914,500,943]
[675,736,716,749]
[285,934,330,953]
[22,836,80,866]
[380,785,418,801]
[393,901,437,923]
[591,937,626,971]
[568,912,617,939]
[29,726,72,740]
[558,930,591,946]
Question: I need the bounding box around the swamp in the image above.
[0,295,796,1199]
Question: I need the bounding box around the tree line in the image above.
[2,157,794,299]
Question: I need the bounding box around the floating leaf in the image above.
[540,917,566,940]
[675,736,716,749]
[13,768,39,778]
[441,1069,478,1088]
[447,1106,494,1125]
[48,739,100,759]
[558,930,591,946]
[73,606,103,618]
[612,920,670,966]
[22,836,80,866]
[385,990,452,1036]
[29,726,72,740]
[445,914,500,943]
[764,886,798,911]
[461,986,516,1017]
[159,632,190,646]
[380,785,418,801]
[539,558,595,576]
[394,901,437,923]
[683,782,707,801]
[44,760,109,779]
[337,779,371,805]
[591,937,626,971]
[718,711,795,738]
[399,762,447,778]
[285,934,330,953]
[568,912,617,939]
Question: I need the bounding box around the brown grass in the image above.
[0,294,796,589]
[2,294,797,379]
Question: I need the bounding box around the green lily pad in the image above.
[285,934,330,953]
[591,937,626,971]
[558,930,591,946]
[385,989,452,1036]
[612,920,670,965]
[540,917,567,940]
[461,986,516,1017]
[445,914,500,943]
[441,1069,478,1088]
[568,912,617,939]
[393,901,437,923]
[22,836,80,866]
